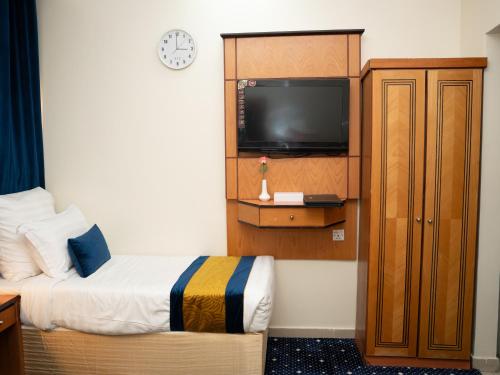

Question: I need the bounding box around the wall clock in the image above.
[158,29,197,70]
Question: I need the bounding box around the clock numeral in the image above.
[168,34,172,39]
[188,54,191,58]
[190,47,194,51]
[163,55,167,59]
[183,59,186,64]
[175,31,179,36]
[176,62,179,66]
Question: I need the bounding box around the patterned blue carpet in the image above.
[265,337,482,375]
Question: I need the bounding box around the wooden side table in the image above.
[0,295,24,375]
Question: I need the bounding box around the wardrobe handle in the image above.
[427,218,433,224]
[289,215,294,221]
[416,217,421,223]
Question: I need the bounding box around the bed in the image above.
[0,254,274,375]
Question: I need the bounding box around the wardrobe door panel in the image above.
[366,70,426,357]
[419,69,482,359]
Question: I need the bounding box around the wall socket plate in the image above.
[332,229,344,241]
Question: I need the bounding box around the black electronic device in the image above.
[237,79,349,154]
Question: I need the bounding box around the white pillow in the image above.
[19,205,89,278]
[0,187,55,281]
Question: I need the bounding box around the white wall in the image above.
[36,0,463,330]
[461,0,500,364]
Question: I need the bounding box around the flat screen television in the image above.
[237,79,349,154]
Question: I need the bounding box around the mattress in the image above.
[0,255,274,335]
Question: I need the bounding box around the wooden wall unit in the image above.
[356,58,486,368]
[222,29,363,259]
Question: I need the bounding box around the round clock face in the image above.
[158,29,196,70]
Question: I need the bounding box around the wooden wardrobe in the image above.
[356,58,487,369]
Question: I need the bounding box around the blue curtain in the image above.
[0,0,44,195]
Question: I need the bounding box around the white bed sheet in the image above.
[0,275,36,325]
[4,255,274,335]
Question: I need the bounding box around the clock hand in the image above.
[175,35,178,50]
[177,38,191,50]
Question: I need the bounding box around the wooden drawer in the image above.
[238,201,345,228]
[260,207,325,227]
[0,304,16,334]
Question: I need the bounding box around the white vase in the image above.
[259,179,271,201]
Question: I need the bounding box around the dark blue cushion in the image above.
[68,224,111,278]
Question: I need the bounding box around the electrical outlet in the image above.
[332,229,344,241]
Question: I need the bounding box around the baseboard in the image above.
[472,355,500,372]
[268,327,355,339]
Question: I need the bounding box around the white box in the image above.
[273,192,304,204]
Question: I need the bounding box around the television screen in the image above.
[237,79,349,154]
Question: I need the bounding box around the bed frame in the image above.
[22,326,268,375]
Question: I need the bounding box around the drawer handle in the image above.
[289,215,294,221]
[0,320,3,325]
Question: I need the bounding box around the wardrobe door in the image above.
[366,70,426,357]
[419,69,483,359]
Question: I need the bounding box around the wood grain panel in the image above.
[227,200,357,260]
[361,58,487,79]
[237,203,260,226]
[324,205,347,226]
[225,158,237,199]
[0,296,24,375]
[349,78,361,156]
[224,81,237,158]
[419,69,482,360]
[236,35,348,79]
[348,156,360,199]
[223,38,236,80]
[348,34,360,77]
[237,157,347,200]
[0,303,16,334]
[365,355,470,369]
[355,71,373,357]
[365,70,426,357]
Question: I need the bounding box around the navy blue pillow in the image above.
[68,224,111,278]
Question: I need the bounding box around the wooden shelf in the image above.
[238,200,345,228]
